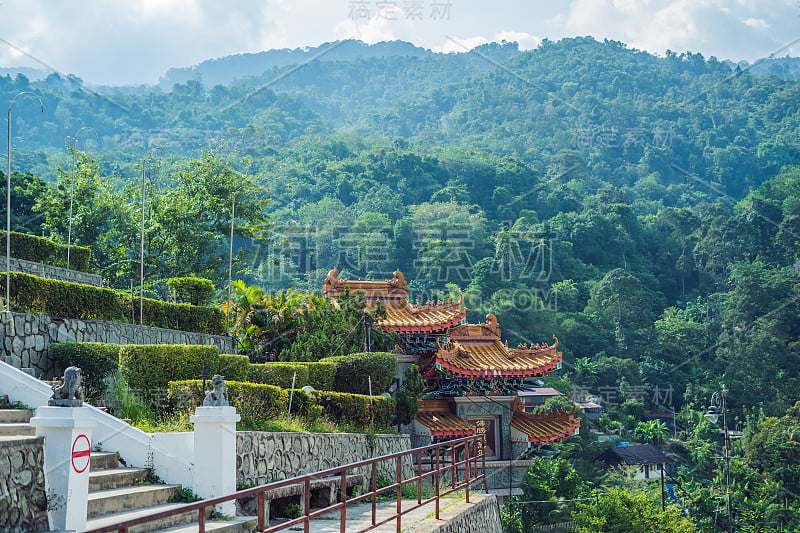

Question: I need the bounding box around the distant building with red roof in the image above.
[323,269,580,459]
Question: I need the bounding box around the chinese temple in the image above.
[323,268,466,354]
[323,269,580,459]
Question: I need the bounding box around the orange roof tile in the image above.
[434,315,562,378]
[414,399,476,438]
[511,408,581,444]
[323,269,466,333]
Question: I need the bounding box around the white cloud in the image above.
[559,0,799,60]
[435,31,540,54]
[742,17,771,30]
[436,35,492,54]
[495,31,541,51]
[0,0,797,85]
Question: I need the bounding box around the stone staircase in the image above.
[0,406,255,533]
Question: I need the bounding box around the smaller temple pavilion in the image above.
[323,269,580,460]
[323,268,466,354]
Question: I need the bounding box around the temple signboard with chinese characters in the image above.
[323,269,580,460]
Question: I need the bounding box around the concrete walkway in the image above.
[269,493,491,532]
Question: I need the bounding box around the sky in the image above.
[0,0,798,86]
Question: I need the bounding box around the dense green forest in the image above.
[4,36,800,530]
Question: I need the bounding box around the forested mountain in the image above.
[3,37,800,421]
[158,39,437,89]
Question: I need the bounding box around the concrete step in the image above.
[91,451,121,471]
[85,502,212,533]
[0,423,35,436]
[89,467,151,491]
[0,409,34,423]
[154,516,258,533]
[88,484,181,518]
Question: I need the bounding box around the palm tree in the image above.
[223,282,323,361]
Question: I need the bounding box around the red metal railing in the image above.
[84,433,487,533]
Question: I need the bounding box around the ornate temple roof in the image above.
[414,399,476,438]
[323,269,466,334]
[434,314,562,378]
[510,407,582,444]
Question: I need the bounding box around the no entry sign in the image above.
[71,434,91,473]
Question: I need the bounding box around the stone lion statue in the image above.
[49,366,84,406]
[203,374,229,407]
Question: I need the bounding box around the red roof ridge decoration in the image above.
[511,407,582,444]
[434,314,562,378]
[322,269,466,333]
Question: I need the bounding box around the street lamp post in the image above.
[6,92,44,311]
[139,147,168,325]
[226,192,235,335]
[66,127,98,269]
[705,387,733,533]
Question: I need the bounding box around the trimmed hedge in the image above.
[326,352,397,395]
[216,354,250,382]
[316,391,394,428]
[3,272,124,319]
[295,362,336,391]
[50,342,120,402]
[168,380,391,429]
[281,388,322,421]
[167,277,216,306]
[0,231,91,272]
[249,363,309,388]
[247,361,337,390]
[119,344,219,391]
[0,272,225,334]
[167,380,316,429]
[136,297,224,335]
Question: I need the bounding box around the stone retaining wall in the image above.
[0,436,48,532]
[236,432,412,489]
[0,311,238,378]
[6,256,103,287]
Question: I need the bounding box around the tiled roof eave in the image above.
[379,310,466,333]
[512,417,581,444]
[436,355,562,378]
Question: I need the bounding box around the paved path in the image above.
[268,493,490,532]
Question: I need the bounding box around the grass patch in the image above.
[132,409,194,432]
[240,414,394,434]
[170,487,202,503]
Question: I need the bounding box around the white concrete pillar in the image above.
[191,406,240,516]
[29,406,97,532]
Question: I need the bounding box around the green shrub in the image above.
[167,277,216,306]
[316,391,394,428]
[2,272,126,320]
[248,363,309,388]
[134,296,225,335]
[113,377,154,423]
[216,354,249,382]
[0,272,224,334]
[119,345,219,391]
[0,231,91,272]
[50,342,120,402]
[296,362,336,391]
[281,388,320,420]
[64,246,91,273]
[168,380,287,429]
[330,352,397,395]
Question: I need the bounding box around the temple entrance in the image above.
[469,416,499,460]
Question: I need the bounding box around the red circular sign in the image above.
[71,434,91,474]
